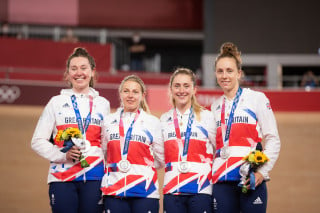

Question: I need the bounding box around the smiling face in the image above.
[170,73,196,112]
[215,57,241,97]
[120,80,145,113]
[67,56,94,94]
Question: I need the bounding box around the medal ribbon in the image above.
[119,110,140,160]
[71,95,93,136]
[238,164,257,191]
[70,94,93,182]
[173,108,194,161]
[220,87,243,148]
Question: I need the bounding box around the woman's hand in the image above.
[254,171,264,187]
[66,146,82,161]
[243,171,264,189]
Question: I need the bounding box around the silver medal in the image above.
[118,159,131,173]
[178,160,190,173]
[220,146,230,159]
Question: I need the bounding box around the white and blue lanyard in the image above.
[71,94,93,138]
[119,110,140,161]
[173,108,194,161]
[221,87,243,149]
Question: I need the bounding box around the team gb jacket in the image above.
[211,88,281,183]
[31,88,110,183]
[160,108,216,195]
[101,108,164,199]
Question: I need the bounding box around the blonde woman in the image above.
[101,75,164,213]
[160,68,216,213]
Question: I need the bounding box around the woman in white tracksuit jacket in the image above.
[31,47,110,213]
[101,75,164,213]
[211,42,281,213]
[160,68,216,213]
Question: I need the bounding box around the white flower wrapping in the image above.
[71,138,91,154]
[70,138,91,168]
[239,162,250,185]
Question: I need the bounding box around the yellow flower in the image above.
[240,146,269,194]
[243,154,249,161]
[55,130,64,142]
[248,152,256,163]
[61,129,71,140]
[60,127,82,141]
[70,128,81,138]
[254,151,265,164]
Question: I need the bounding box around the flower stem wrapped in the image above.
[238,142,269,193]
[55,127,90,168]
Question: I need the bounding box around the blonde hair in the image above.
[215,42,242,70]
[119,75,150,113]
[169,67,203,121]
[64,47,97,88]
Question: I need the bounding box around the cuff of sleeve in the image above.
[257,167,270,181]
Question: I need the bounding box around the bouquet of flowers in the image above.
[55,127,90,168]
[238,142,269,193]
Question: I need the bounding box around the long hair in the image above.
[118,75,150,113]
[64,47,97,87]
[169,67,203,121]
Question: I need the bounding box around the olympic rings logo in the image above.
[0,85,21,103]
